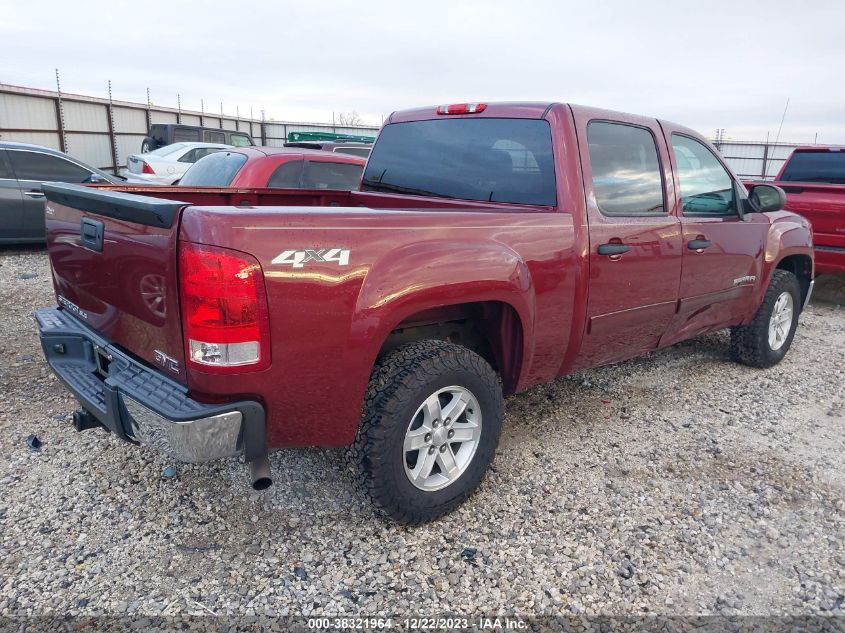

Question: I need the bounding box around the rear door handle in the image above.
[24,190,45,199]
[687,239,711,250]
[597,243,631,256]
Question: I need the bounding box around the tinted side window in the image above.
[267,161,304,188]
[204,130,226,144]
[173,128,201,142]
[671,134,735,216]
[230,134,252,147]
[303,161,363,190]
[587,122,665,216]
[0,150,13,179]
[179,152,248,186]
[8,150,91,182]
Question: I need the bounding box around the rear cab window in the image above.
[363,118,556,206]
[179,151,248,186]
[780,150,845,184]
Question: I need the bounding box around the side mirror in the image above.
[748,184,786,213]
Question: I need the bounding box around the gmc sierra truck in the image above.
[36,102,814,524]
[746,146,845,275]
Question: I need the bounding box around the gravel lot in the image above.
[0,246,843,619]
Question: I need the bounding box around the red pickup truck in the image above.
[36,102,814,523]
[747,147,845,275]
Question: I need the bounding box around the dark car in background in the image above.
[0,142,129,244]
[284,140,373,158]
[141,124,255,153]
[179,147,366,189]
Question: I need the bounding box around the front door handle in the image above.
[687,239,711,250]
[597,243,631,256]
[24,190,45,199]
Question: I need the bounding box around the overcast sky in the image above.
[1,0,843,143]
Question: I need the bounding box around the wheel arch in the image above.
[773,253,813,307]
[350,239,537,395]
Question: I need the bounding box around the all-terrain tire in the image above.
[730,269,801,368]
[347,340,503,524]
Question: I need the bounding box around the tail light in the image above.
[178,242,270,372]
[436,103,487,115]
[142,161,156,175]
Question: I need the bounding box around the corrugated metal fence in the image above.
[0,83,381,174]
[713,140,809,181]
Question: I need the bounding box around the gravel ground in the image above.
[0,246,843,619]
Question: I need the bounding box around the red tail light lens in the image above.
[436,103,487,115]
[142,161,156,174]
[179,242,270,372]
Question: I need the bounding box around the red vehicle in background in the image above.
[746,147,845,275]
[178,146,366,189]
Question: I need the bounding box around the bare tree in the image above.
[337,111,364,126]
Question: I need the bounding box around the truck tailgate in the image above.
[42,183,189,384]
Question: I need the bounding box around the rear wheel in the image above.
[140,137,155,153]
[348,340,503,524]
[730,269,801,368]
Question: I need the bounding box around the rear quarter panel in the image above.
[179,207,578,448]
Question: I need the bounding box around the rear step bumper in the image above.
[35,306,266,463]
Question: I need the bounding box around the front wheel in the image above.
[348,340,503,524]
[730,269,801,368]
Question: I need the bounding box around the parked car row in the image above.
[141,123,254,153]
[1,137,368,242]
[124,142,233,185]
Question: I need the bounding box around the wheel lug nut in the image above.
[433,420,440,428]
[448,429,454,439]
[439,444,447,453]
[428,446,436,455]
[444,418,451,426]
[424,433,432,443]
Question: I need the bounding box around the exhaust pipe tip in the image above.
[249,455,272,491]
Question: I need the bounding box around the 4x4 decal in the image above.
[271,248,350,268]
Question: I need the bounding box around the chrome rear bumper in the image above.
[35,306,265,463]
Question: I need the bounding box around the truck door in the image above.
[570,108,682,369]
[658,123,769,346]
